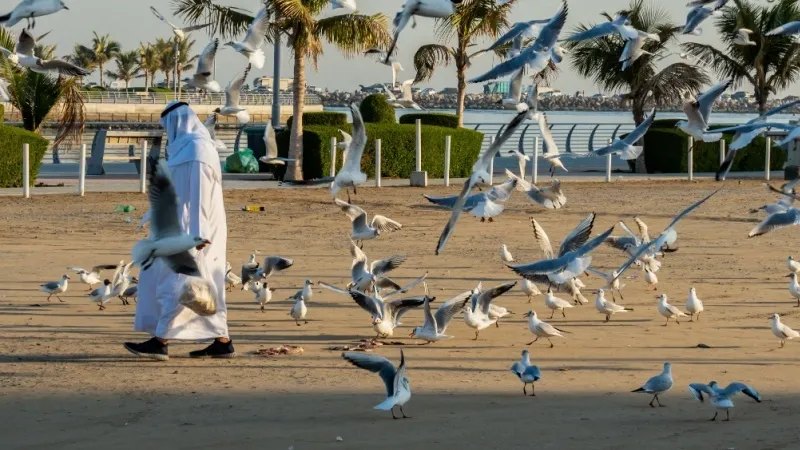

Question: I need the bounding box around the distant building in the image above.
[484,81,510,95]
[440,87,458,95]
[254,77,293,90]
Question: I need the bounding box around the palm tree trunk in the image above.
[632,104,646,174]
[456,64,467,128]
[286,51,305,182]
[177,66,182,96]
[99,63,104,87]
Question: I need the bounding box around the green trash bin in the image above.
[240,125,288,178]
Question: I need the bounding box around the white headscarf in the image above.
[160,101,220,174]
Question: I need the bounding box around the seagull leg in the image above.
[527,295,532,304]
[391,406,399,420]
[780,339,785,348]
[295,320,301,326]
[530,384,536,396]
[527,337,539,346]
[260,305,265,313]
[46,294,52,302]
[495,320,500,328]
[562,310,566,318]
[604,314,610,323]
[656,395,665,407]
[724,409,730,421]
[709,411,718,421]
[649,395,656,407]
[523,384,527,395]
[57,295,64,303]
[400,406,410,419]
[549,310,555,319]
[689,314,694,322]
[664,318,669,326]
[473,331,479,340]
[676,317,681,325]
[548,338,554,348]
[346,189,351,204]
[488,217,494,223]
[617,289,624,301]
[697,312,700,321]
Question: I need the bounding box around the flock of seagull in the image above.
[21,0,800,421]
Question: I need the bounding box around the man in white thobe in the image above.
[124,102,234,360]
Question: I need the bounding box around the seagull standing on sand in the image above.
[224,262,241,291]
[510,350,541,396]
[224,6,269,69]
[685,287,704,321]
[644,268,659,290]
[0,0,68,28]
[40,274,69,302]
[89,279,112,310]
[594,289,633,322]
[789,256,800,274]
[521,278,542,303]
[632,362,674,407]
[500,244,514,263]
[131,158,211,275]
[289,294,308,326]
[331,104,369,200]
[688,381,761,421]
[787,273,800,307]
[544,287,574,319]
[771,313,800,348]
[187,39,222,93]
[523,310,567,348]
[214,65,251,123]
[68,264,117,290]
[253,280,272,312]
[341,350,411,420]
[335,199,402,247]
[150,6,211,40]
[658,294,687,326]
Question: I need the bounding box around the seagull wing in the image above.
[147,158,182,239]
[181,23,212,33]
[530,217,555,258]
[434,291,472,333]
[476,281,517,315]
[225,64,250,108]
[623,108,656,144]
[566,21,616,42]
[558,213,596,257]
[163,251,201,277]
[633,217,650,242]
[349,290,384,319]
[15,28,35,56]
[371,215,402,233]
[697,78,732,123]
[538,113,560,156]
[532,1,569,52]
[343,103,367,172]
[150,6,178,30]
[349,239,367,263]
[722,382,761,402]
[263,124,279,159]
[371,255,407,276]
[243,7,270,50]
[381,272,429,299]
[400,79,414,101]
[766,21,800,37]
[526,84,539,117]
[749,208,800,237]
[341,352,397,397]
[475,109,529,174]
[317,281,351,296]
[195,39,218,76]
[508,67,524,102]
[688,383,714,402]
[422,297,438,332]
[335,198,368,222]
[39,59,91,77]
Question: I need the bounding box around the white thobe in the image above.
[134,160,228,340]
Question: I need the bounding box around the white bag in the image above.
[179,277,217,316]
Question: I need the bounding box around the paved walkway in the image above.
[2,170,784,197]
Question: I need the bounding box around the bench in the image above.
[87,129,164,175]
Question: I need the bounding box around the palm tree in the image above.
[154,38,174,89]
[78,32,121,87]
[173,37,198,95]
[174,0,391,181]
[137,43,160,91]
[412,0,518,127]
[566,0,709,172]
[65,44,96,85]
[682,0,800,114]
[105,51,141,90]
[0,28,85,161]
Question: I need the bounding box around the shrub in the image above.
[650,118,683,129]
[0,104,5,124]
[286,111,347,129]
[643,127,785,173]
[0,125,49,187]
[359,94,396,124]
[399,113,459,128]
[269,124,483,180]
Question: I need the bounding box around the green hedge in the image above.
[0,104,5,124]
[359,94,396,124]
[399,113,459,128]
[0,125,49,187]
[286,111,347,129]
[643,127,785,173]
[268,124,483,179]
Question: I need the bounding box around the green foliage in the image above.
[643,127,785,173]
[399,113,460,128]
[246,124,483,180]
[287,111,347,129]
[0,125,49,187]
[0,104,5,124]
[359,94,396,124]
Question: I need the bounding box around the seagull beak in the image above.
[786,274,793,278]
[63,5,69,10]
[203,239,212,245]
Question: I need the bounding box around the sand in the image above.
[2,180,800,450]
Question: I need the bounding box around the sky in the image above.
[12,0,798,96]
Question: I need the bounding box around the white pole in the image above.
[140,141,148,194]
[688,137,694,182]
[375,139,382,188]
[330,137,337,177]
[605,138,612,183]
[78,144,86,196]
[766,136,772,181]
[719,140,726,166]
[415,119,422,172]
[444,135,451,187]
[22,143,30,198]
[488,135,495,185]
[533,136,539,184]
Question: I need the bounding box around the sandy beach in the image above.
[2,180,799,450]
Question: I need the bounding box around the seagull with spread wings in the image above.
[214,64,251,123]
[224,6,269,69]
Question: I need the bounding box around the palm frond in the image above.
[681,42,754,85]
[315,13,391,59]
[172,0,253,39]
[413,44,454,83]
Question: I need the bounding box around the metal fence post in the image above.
[444,135,451,187]
[605,138,612,183]
[766,136,772,181]
[140,141,147,194]
[330,137,337,177]
[415,119,422,172]
[375,139,382,188]
[78,144,86,196]
[488,135,495,185]
[22,143,30,198]
[688,137,694,182]
[533,136,539,184]
[719,140,726,166]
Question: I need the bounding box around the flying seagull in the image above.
[224,6,269,69]
[150,6,211,40]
